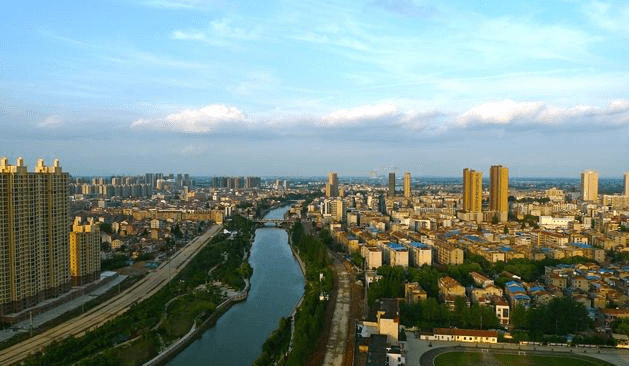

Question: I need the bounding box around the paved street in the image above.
[0,225,221,366]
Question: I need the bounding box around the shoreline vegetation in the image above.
[18,216,256,366]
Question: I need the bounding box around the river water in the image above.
[167,206,304,365]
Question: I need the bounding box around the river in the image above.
[166,205,305,365]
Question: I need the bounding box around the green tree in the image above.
[615,318,629,335]
[511,304,529,330]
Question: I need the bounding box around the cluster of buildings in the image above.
[208,176,261,189]
[309,167,629,354]
[0,158,100,322]
[70,173,196,199]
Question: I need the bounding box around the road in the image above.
[321,253,351,366]
[0,225,221,366]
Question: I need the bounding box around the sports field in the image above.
[434,351,614,366]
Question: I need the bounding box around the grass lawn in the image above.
[494,354,612,366]
[434,352,484,366]
[435,352,610,366]
[115,335,159,365]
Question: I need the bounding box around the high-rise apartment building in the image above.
[581,170,599,201]
[0,157,70,315]
[326,171,339,197]
[624,171,629,197]
[489,165,509,221]
[70,217,101,286]
[403,172,412,198]
[388,172,396,197]
[462,168,483,213]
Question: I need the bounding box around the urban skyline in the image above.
[2,0,629,176]
[3,155,629,363]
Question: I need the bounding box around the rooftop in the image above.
[388,243,406,251]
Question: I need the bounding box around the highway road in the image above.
[0,225,221,366]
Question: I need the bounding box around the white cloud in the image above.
[130,99,629,137]
[320,103,398,126]
[456,99,629,129]
[608,99,629,112]
[456,101,545,127]
[38,115,63,128]
[130,104,246,133]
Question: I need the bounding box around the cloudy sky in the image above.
[1,0,628,177]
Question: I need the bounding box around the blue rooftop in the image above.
[464,235,484,243]
[569,242,593,249]
[410,241,430,249]
[506,281,526,293]
[388,243,405,251]
[444,229,461,237]
[500,246,514,252]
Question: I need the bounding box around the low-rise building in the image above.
[422,328,498,343]
[376,298,400,345]
[405,282,427,303]
[408,241,432,267]
[492,296,510,326]
[437,243,464,265]
[362,247,383,270]
[439,276,465,307]
[387,243,409,268]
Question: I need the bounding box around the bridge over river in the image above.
[253,217,298,225]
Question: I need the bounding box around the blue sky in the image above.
[1,0,628,177]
